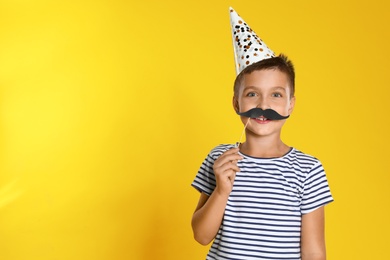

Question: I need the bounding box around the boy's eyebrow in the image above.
[243,86,287,92]
[242,86,257,91]
[271,86,287,92]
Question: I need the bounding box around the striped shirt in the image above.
[192,144,333,260]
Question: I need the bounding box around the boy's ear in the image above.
[288,96,296,114]
[232,96,239,113]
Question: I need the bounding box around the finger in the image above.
[227,160,241,172]
[223,147,239,154]
[217,161,240,174]
[217,148,239,159]
[226,170,236,182]
[228,171,236,183]
[215,155,241,169]
[215,153,243,168]
[229,164,241,173]
[225,153,244,160]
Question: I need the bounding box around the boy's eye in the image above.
[272,93,282,98]
[246,92,257,97]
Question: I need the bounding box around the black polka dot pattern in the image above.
[229,7,275,74]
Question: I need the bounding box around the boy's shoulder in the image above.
[208,144,235,159]
[289,148,323,167]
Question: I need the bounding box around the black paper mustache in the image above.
[237,108,289,120]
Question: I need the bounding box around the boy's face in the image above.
[233,69,295,137]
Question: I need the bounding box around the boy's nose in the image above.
[256,98,270,110]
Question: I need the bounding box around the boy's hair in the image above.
[233,54,295,98]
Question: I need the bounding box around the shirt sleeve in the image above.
[191,152,217,196]
[301,161,334,214]
[191,145,233,196]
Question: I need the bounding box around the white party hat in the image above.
[229,7,275,74]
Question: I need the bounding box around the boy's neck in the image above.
[239,136,290,158]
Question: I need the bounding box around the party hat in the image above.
[229,7,275,74]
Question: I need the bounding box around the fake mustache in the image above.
[237,108,289,120]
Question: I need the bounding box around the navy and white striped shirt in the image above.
[192,144,333,260]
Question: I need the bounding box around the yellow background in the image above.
[1,0,389,259]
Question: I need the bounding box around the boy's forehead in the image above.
[240,69,291,88]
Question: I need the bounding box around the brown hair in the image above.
[233,54,295,98]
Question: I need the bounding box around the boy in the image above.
[191,8,333,260]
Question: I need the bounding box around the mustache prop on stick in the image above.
[237,108,289,120]
[235,108,289,147]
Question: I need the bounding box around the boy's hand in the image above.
[213,147,243,196]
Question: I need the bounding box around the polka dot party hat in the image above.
[230,7,275,75]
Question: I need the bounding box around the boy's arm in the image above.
[191,147,242,245]
[191,191,229,245]
[301,206,326,260]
